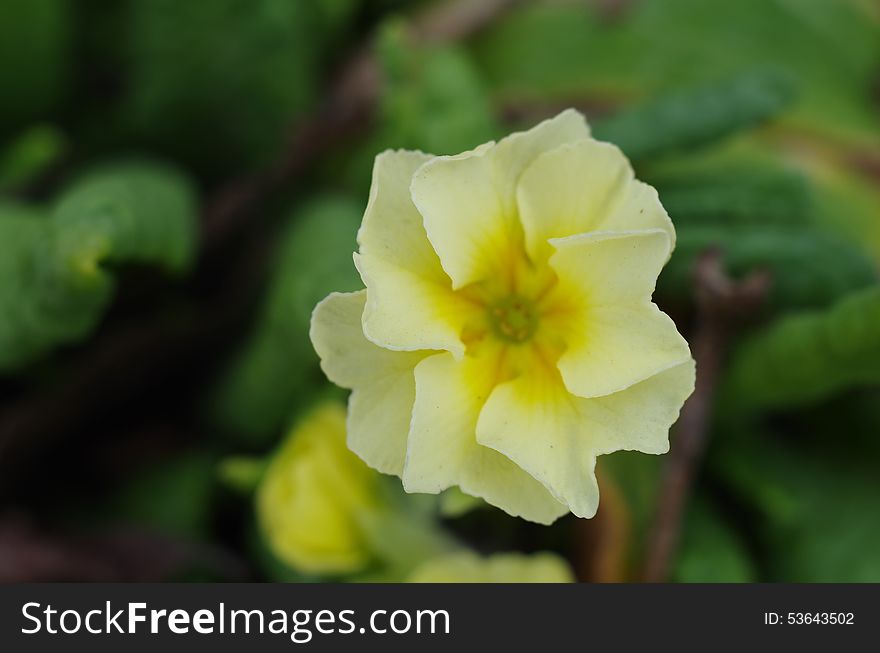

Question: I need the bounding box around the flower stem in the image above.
[642,249,769,582]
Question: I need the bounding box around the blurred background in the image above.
[0,0,878,583]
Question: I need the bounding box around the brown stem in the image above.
[642,250,769,582]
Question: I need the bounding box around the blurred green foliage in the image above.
[122,0,353,174]
[0,125,66,193]
[375,23,498,156]
[673,497,756,583]
[0,161,197,371]
[109,449,218,540]
[0,0,878,583]
[0,0,70,136]
[717,432,880,582]
[211,197,362,443]
[726,287,880,411]
[592,68,797,161]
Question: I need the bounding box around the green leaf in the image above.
[470,3,635,101]
[0,161,198,372]
[472,0,880,146]
[715,433,880,582]
[52,162,197,274]
[376,24,498,156]
[656,166,811,229]
[123,0,353,174]
[211,196,362,443]
[725,286,880,412]
[592,68,796,161]
[658,225,877,312]
[0,125,65,192]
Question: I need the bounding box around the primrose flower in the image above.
[311,109,695,524]
[257,402,380,575]
[407,551,574,583]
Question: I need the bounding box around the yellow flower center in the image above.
[458,244,576,381]
[488,294,539,344]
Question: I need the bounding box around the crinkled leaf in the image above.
[473,0,879,146]
[725,287,880,412]
[658,226,877,312]
[592,69,796,161]
[0,161,198,372]
[655,166,812,229]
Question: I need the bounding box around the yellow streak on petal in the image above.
[477,359,695,519]
[547,230,690,398]
[403,351,567,525]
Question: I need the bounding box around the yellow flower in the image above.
[407,551,574,583]
[257,402,379,575]
[311,109,695,524]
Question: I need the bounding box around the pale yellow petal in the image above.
[358,149,439,279]
[310,291,426,475]
[547,229,688,398]
[596,179,674,251]
[550,229,672,306]
[356,253,472,357]
[411,110,591,289]
[476,360,695,518]
[355,150,468,356]
[517,138,674,263]
[583,359,695,456]
[492,108,591,218]
[402,352,567,525]
[556,301,691,399]
[410,142,510,289]
[476,366,601,519]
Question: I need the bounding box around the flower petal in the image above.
[410,143,509,290]
[476,365,601,518]
[492,108,592,218]
[559,302,691,399]
[356,150,469,356]
[356,254,474,358]
[476,360,695,518]
[517,138,674,263]
[411,110,590,289]
[403,351,568,525]
[358,149,439,278]
[310,291,427,475]
[546,229,690,398]
[549,229,672,306]
[584,359,695,456]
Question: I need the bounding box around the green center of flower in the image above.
[488,294,539,344]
